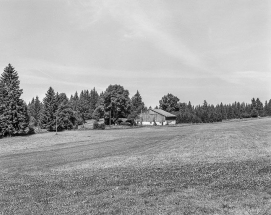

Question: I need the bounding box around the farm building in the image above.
[136,109,176,125]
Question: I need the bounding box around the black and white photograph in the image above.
[0,0,270,214]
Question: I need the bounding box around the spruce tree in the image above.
[57,93,69,106]
[240,103,246,118]
[71,91,79,111]
[266,99,271,116]
[245,103,251,115]
[255,98,263,116]
[251,98,257,109]
[236,102,241,118]
[131,90,145,114]
[227,105,234,119]
[128,90,146,123]
[209,110,215,123]
[268,99,271,116]
[90,88,99,112]
[178,103,186,114]
[41,87,58,131]
[263,101,268,116]
[28,96,42,127]
[0,64,29,136]
[187,101,193,113]
[78,90,92,122]
[0,81,4,136]
[201,100,209,123]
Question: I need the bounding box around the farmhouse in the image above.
[137,109,176,125]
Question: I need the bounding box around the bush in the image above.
[126,119,136,126]
[27,126,36,135]
[250,108,259,118]
[93,121,105,130]
[92,106,103,121]
[93,121,99,129]
[116,118,124,124]
[120,122,131,126]
[192,115,202,123]
[241,112,251,118]
[99,123,105,130]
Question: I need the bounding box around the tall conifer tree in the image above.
[28,96,42,127]
[41,87,57,131]
[131,90,145,114]
[0,64,29,136]
[90,87,99,112]
[201,100,209,123]
[0,81,5,136]
[256,98,263,116]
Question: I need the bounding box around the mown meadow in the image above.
[1,118,271,214]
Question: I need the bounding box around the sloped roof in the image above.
[151,109,177,117]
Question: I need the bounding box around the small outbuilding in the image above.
[136,109,176,125]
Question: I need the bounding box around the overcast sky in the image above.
[0,0,270,107]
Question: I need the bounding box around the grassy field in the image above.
[0,118,271,214]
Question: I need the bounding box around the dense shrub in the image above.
[27,126,36,135]
[99,123,105,130]
[241,113,251,118]
[93,121,99,129]
[192,115,202,123]
[250,108,259,118]
[126,119,136,126]
[104,118,114,125]
[75,113,84,125]
[92,107,102,121]
[116,118,124,124]
[93,121,105,130]
[73,124,78,130]
[120,122,131,126]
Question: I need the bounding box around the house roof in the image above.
[151,109,177,117]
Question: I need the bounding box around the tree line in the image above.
[0,64,270,137]
[28,87,100,131]
[28,84,146,131]
[159,94,271,123]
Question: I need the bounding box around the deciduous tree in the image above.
[103,84,131,123]
[159,93,179,112]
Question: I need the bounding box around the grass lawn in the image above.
[0,118,271,214]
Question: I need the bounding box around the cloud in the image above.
[222,70,271,85]
[69,0,204,70]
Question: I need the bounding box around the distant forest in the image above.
[1,64,271,137]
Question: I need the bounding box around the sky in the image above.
[0,0,270,107]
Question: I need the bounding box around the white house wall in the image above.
[140,120,176,126]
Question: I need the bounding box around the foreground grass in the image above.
[0,118,271,214]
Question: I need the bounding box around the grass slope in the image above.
[0,118,271,214]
